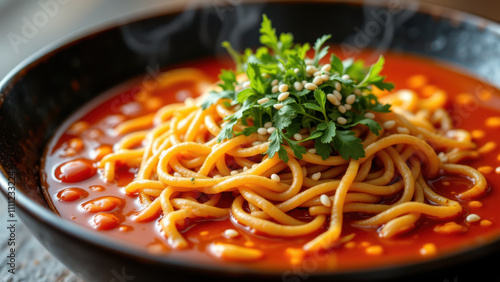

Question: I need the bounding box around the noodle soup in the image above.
[41,50,500,271]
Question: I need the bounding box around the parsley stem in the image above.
[303,113,324,123]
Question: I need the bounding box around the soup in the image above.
[41,16,500,272]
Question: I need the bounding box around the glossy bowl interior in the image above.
[1,1,500,281]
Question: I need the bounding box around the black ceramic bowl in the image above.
[1,1,500,281]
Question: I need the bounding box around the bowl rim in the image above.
[1,0,500,279]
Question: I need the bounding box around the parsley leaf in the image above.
[203,14,394,162]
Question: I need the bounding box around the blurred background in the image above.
[0,0,500,79]
[0,0,499,280]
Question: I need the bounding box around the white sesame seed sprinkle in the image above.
[326,94,338,105]
[241,81,251,88]
[321,74,330,81]
[313,76,323,85]
[321,64,331,72]
[333,90,342,101]
[230,170,239,175]
[496,167,500,174]
[279,84,289,93]
[257,127,268,135]
[294,68,300,74]
[344,104,352,110]
[257,97,269,104]
[311,172,322,181]
[294,81,303,91]
[346,94,356,105]
[264,121,273,128]
[278,92,290,101]
[304,83,318,90]
[271,174,280,182]
[273,103,284,110]
[383,120,396,129]
[320,194,331,207]
[354,89,362,95]
[308,148,316,153]
[294,133,303,141]
[338,105,347,114]
[397,127,410,134]
[335,81,342,92]
[466,214,481,223]
[271,79,279,86]
[272,85,279,93]
[341,74,350,80]
[173,172,182,177]
[337,117,347,125]
[267,127,276,134]
[364,112,375,119]
[223,229,239,238]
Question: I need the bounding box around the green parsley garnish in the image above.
[202,14,393,163]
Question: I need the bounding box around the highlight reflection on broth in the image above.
[41,16,500,271]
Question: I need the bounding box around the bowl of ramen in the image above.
[1,0,500,281]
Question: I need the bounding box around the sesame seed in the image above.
[230,170,239,175]
[252,141,263,146]
[267,127,276,134]
[278,92,290,101]
[241,81,251,88]
[257,98,269,104]
[383,120,396,129]
[333,90,342,101]
[304,83,317,90]
[346,94,356,105]
[321,64,331,72]
[271,79,279,86]
[243,166,249,171]
[308,148,316,154]
[364,112,375,119]
[294,68,300,74]
[335,81,342,92]
[342,74,350,80]
[293,133,303,141]
[305,58,313,65]
[344,104,352,110]
[313,71,323,77]
[274,103,284,110]
[496,167,500,174]
[337,117,347,125]
[272,85,279,93]
[466,214,481,223]
[264,121,273,128]
[234,85,242,91]
[173,172,182,177]
[294,81,303,91]
[213,174,222,179]
[271,174,280,182]
[312,76,323,85]
[326,94,338,105]
[306,65,317,74]
[321,74,330,81]
[397,127,410,134]
[223,229,239,238]
[257,127,268,135]
[279,84,289,93]
[311,172,321,181]
[320,194,331,207]
[338,105,347,114]
[354,88,362,95]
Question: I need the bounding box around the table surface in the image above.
[1,1,500,281]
